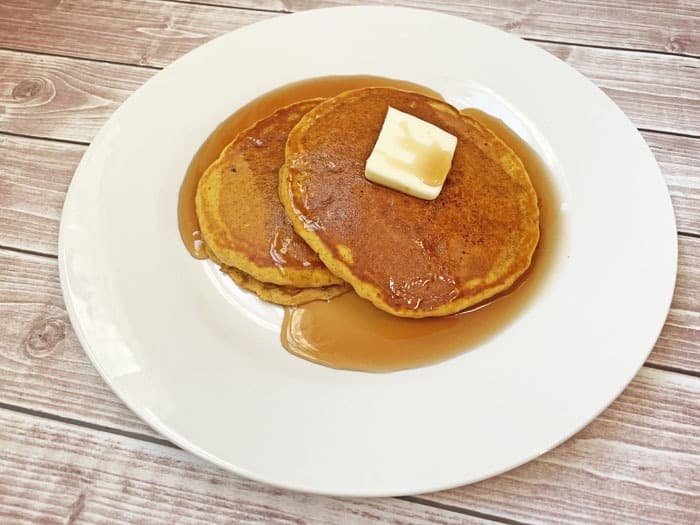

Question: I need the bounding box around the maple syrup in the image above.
[280,108,561,372]
[177,75,441,257]
[178,76,561,372]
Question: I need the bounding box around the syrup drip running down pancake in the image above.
[279,88,540,318]
[196,99,343,292]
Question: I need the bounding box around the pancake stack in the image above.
[196,87,539,317]
[196,99,348,305]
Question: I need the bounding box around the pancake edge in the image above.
[221,264,350,306]
[195,98,343,288]
[279,88,540,318]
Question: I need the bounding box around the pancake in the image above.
[220,265,349,306]
[279,88,540,318]
[204,237,345,306]
[196,99,342,288]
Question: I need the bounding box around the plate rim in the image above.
[58,5,678,496]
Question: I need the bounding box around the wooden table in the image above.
[0,1,698,523]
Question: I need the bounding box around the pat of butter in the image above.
[365,107,457,200]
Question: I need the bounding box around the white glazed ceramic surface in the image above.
[59,7,677,496]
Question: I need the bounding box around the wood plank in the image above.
[290,0,700,59]
[5,0,700,59]
[0,3,699,137]
[0,1,696,521]
[0,365,697,524]
[0,135,83,256]
[642,131,700,236]
[650,235,700,373]
[423,366,700,524]
[0,410,493,525]
[1,130,697,262]
[0,248,158,438]
[0,0,271,68]
[538,42,700,136]
[0,50,153,143]
[0,44,697,146]
[0,234,697,439]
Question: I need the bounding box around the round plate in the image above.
[59,6,676,496]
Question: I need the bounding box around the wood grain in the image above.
[0,135,83,255]
[0,366,697,524]
[427,367,700,524]
[0,4,699,137]
[0,248,158,438]
[0,410,493,525]
[537,42,700,136]
[0,1,697,522]
[5,0,700,59]
[0,234,697,440]
[289,0,700,60]
[652,235,700,373]
[0,43,697,145]
[0,50,153,143]
[0,0,271,67]
[643,131,700,235]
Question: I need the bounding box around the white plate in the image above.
[59,7,677,496]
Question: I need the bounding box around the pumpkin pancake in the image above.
[196,99,342,288]
[279,88,540,318]
[220,265,349,306]
[202,245,345,306]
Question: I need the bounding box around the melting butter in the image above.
[364,107,457,200]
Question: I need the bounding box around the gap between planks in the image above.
[0,244,58,260]
[0,361,694,447]
[0,129,90,147]
[0,25,697,74]
[398,496,530,525]
[1,43,697,138]
[160,0,700,58]
[637,128,700,141]
[159,0,700,61]
[0,45,162,72]
[1,365,698,523]
[162,0,294,15]
[0,401,173,448]
[0,401,516,524]
[0,240,697,521]
[645,362,700,378]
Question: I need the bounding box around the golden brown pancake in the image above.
[196,99,342,288]
[279,88,540,318]
[220,265,349,306]
[202,245,345,305]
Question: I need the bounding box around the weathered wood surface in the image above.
[0,50,153,143]
[430,366,700,524]
[0,0,271,67]
[0,8,700,135]
[652,235,700,374]
[538,43,700,136]
[3,0,699,59]
[643,131,700,236]
[0,247,158,438]
[0,367,696,524]
[0,0,698,523]
[0,135,83,255]
[0,409,494,525]
[1,41,697,142]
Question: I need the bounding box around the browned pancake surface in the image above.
[279,88,540,317]
[196,99,341,287]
